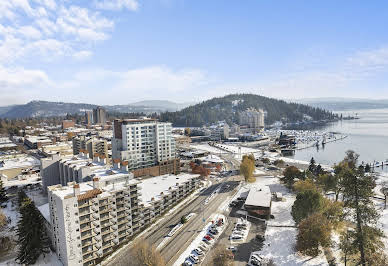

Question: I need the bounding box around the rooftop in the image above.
[138,173,199,207]
[244,185,271,208]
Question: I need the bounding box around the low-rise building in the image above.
[244,185,272,218]
[62,120,75,130]
[24,135,53,149]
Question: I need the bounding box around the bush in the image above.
[273,159,285,167]
[296,213,331,257]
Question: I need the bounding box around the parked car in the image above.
[189,254,199,264]
[209,229,219,235]
[182,260,193,266]
[194,248,203,256]
[227,246,237,252]
[205,234,213,240]
[229,235,243,240]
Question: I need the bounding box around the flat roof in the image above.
[138,173,199,207]
[244,185,271,208]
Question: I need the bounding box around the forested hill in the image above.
[160,94,338,127]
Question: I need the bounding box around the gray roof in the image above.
[244,185,271,208]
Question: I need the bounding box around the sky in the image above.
[1,0,388,106]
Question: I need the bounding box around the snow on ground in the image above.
[190,144,226,154]
[173,214,227,266]
[238,176,328,265]
[2,200,19,228]
[0,251,62,266]
[213,143,261,155]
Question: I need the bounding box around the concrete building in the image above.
[41,142,73,157]
[72,136,108,161]
[209,122,230,140]
[45,155,199,266]
[93,107,106,125]
[85,111,93,125]
[48,170,140,266]
[112,119,178,174]
[239,108,265,133]
[24,135,53,149]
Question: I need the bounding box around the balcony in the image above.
[78,201,90,208]
[79,207,90,216]
[80,223,92,232]
[81,231,93,240]
[81,238,93,247]
[99,206,110,214]
[79,215,91,224]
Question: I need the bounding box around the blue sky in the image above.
[1,0,388,106]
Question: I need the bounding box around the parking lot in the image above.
[200,194,267,266]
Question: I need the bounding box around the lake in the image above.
[290,108,388,172]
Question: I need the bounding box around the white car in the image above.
[189,254,199,264]
[183,260,193,266]
[194,248,203,256]
[227,246,237,252]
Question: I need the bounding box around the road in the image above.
[159,179,240,265]
[105,176,240,266]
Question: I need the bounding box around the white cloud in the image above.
[0,65,50,105]
[18,25,42,39]
[94,0,139,11]
[73,50,93,60]
[0,1,115,64]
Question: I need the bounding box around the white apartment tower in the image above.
[112,119,176,171]
[48,168,141,266]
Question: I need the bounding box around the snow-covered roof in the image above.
[244,185,271,208]
[138,173,199,207]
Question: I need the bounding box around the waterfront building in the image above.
[239,108,265,133]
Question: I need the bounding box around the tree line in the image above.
[281,151,387,265]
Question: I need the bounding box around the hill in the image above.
[0,100,193,118]
[160,94,337,127]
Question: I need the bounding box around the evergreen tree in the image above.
[309,157,316,173]
[291,189,324,224]
[16,197,50,265]
[0,179,8,204]
[340,150,381,266]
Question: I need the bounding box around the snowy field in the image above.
[190,143,227,154]
[232,176,328,265]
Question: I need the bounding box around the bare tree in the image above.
[381,181,388,209]
[119,238,165,266]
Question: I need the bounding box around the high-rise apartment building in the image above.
[72,136,108,161]
[112,119,177,173]
[239,108,265,133]
[85,111,93,125]
[93,107,106,125]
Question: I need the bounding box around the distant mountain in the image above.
[0,100,194,118]
[297,98,388,111]
[0,101,97,118]
[160,93,337,127]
